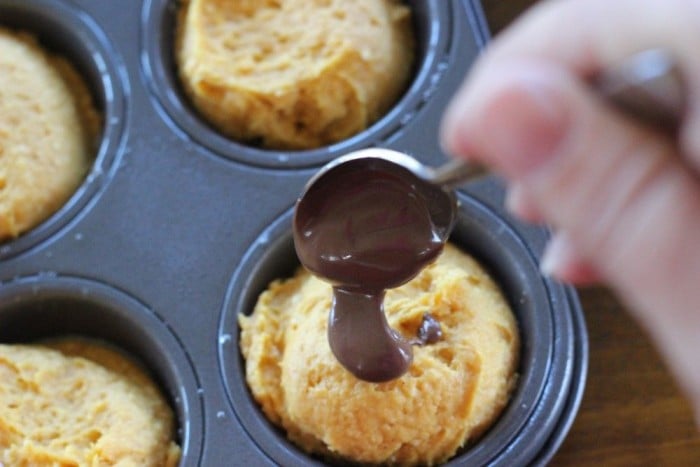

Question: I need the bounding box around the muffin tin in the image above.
[0,0,588,466]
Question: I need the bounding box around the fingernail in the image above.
[541,232,601,284]
[540,233,572,278]
[457,70,571,179]
[505,183,542,222]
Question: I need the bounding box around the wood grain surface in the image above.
[476,1,700,465]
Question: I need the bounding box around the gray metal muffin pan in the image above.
[0,0,587,465]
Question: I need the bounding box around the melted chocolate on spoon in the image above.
[294,157,451,382]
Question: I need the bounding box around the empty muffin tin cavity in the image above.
[0,0,126,260]
[219,192,587,466]
[0,276,203,466]
[141,0,452,169]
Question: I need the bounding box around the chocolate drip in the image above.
[294,158,451,382]
[328,287,412,382]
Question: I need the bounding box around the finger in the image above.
[540,231,601,285]
[443,59,700,414]
[505,186,599,285]
[506,185,602,285]
[505,183,544,223]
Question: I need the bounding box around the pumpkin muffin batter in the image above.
[176,0,414,149]
[240,243,520,465]
[0,28,100,240]
[0,340,180,466]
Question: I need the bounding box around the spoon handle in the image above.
[431,157,488,186]
[595,48,684,132]
[436,48,686,188]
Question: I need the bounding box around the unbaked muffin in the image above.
[240,243,520,465]
[176,0,414,149]
[0,28,100,240]
[0,339,180,466]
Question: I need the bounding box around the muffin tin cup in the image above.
[0,275,204,465]
[220,192,588,466]
[0,0,587,465]
[0,0,126,261]
[142,0,454,169]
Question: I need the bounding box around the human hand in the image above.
[440,0,700,423]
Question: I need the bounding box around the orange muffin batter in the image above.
[0,340,180,466]
[176,0,414,149]
[0,28,100,240]
[240,243,520,465]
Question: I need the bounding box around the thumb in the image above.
[441,60,700,417]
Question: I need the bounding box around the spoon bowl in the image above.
[294,147,465,256]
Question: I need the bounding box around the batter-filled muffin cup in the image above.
[222,194,587,466]
[239,243,520,465]
[0,27,100,241]
[0,276,206,466]
[0,338,181,466]
[175,0,415,150]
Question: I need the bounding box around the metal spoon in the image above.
[432,47,685,188]
[301,48,685,217]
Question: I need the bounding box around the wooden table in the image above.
[477,1,700,465]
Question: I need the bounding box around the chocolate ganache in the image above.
[293,155,455,382]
